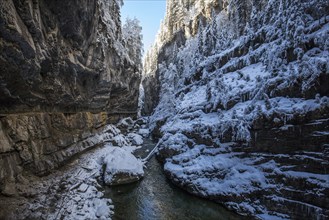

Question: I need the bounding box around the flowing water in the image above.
[104,139,243,220]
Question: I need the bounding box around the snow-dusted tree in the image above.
[122,18,143,70]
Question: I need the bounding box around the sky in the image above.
[121,0,167,55]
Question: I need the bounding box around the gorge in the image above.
[1,0,329,219]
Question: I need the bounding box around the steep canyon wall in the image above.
[144,0,329,218]
[0,0,140,195]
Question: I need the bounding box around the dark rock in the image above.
[142,75,160,116]
[0,0,140,113]
[0,0,141,195]
[106,172,144,186]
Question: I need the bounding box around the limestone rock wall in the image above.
[0,112,116,195]
[0,0,140,113]
[0,0,141,195]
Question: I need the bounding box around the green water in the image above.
[104,139,243,220]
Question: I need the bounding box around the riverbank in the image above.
[105,139,243,220]
[0,117,248,219]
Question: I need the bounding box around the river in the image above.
[104,139,243,220]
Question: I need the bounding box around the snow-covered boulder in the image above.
[135,117,149,126]
[127,133,144,146]
[103,147,144,185]
[112,134,129,147]
[117,117,134,130]
[138,128,150,138]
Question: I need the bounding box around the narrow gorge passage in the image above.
[1,0,329,220]
[105,138,242,220]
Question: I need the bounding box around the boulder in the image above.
[127,133,144,146]
[103,147,144,186]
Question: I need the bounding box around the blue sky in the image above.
[121,0,166,54]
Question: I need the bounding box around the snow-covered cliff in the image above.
[144,0,329,218]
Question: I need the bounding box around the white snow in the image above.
[257,213,290,220]
[177,85,207,110]
[164,146,269,197]
[103,147,144,185]
[127,133,144,146]
[15,118,148,219]
[117,117,134,129]
[138,128,150,137]
[112,134,129,147]
[142,0,329,218]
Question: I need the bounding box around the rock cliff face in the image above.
[0,112,112,195]
[0,0,139,113]
[144,0,329,218]
[0,0,141,195]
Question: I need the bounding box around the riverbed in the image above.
[104,139,243,220]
